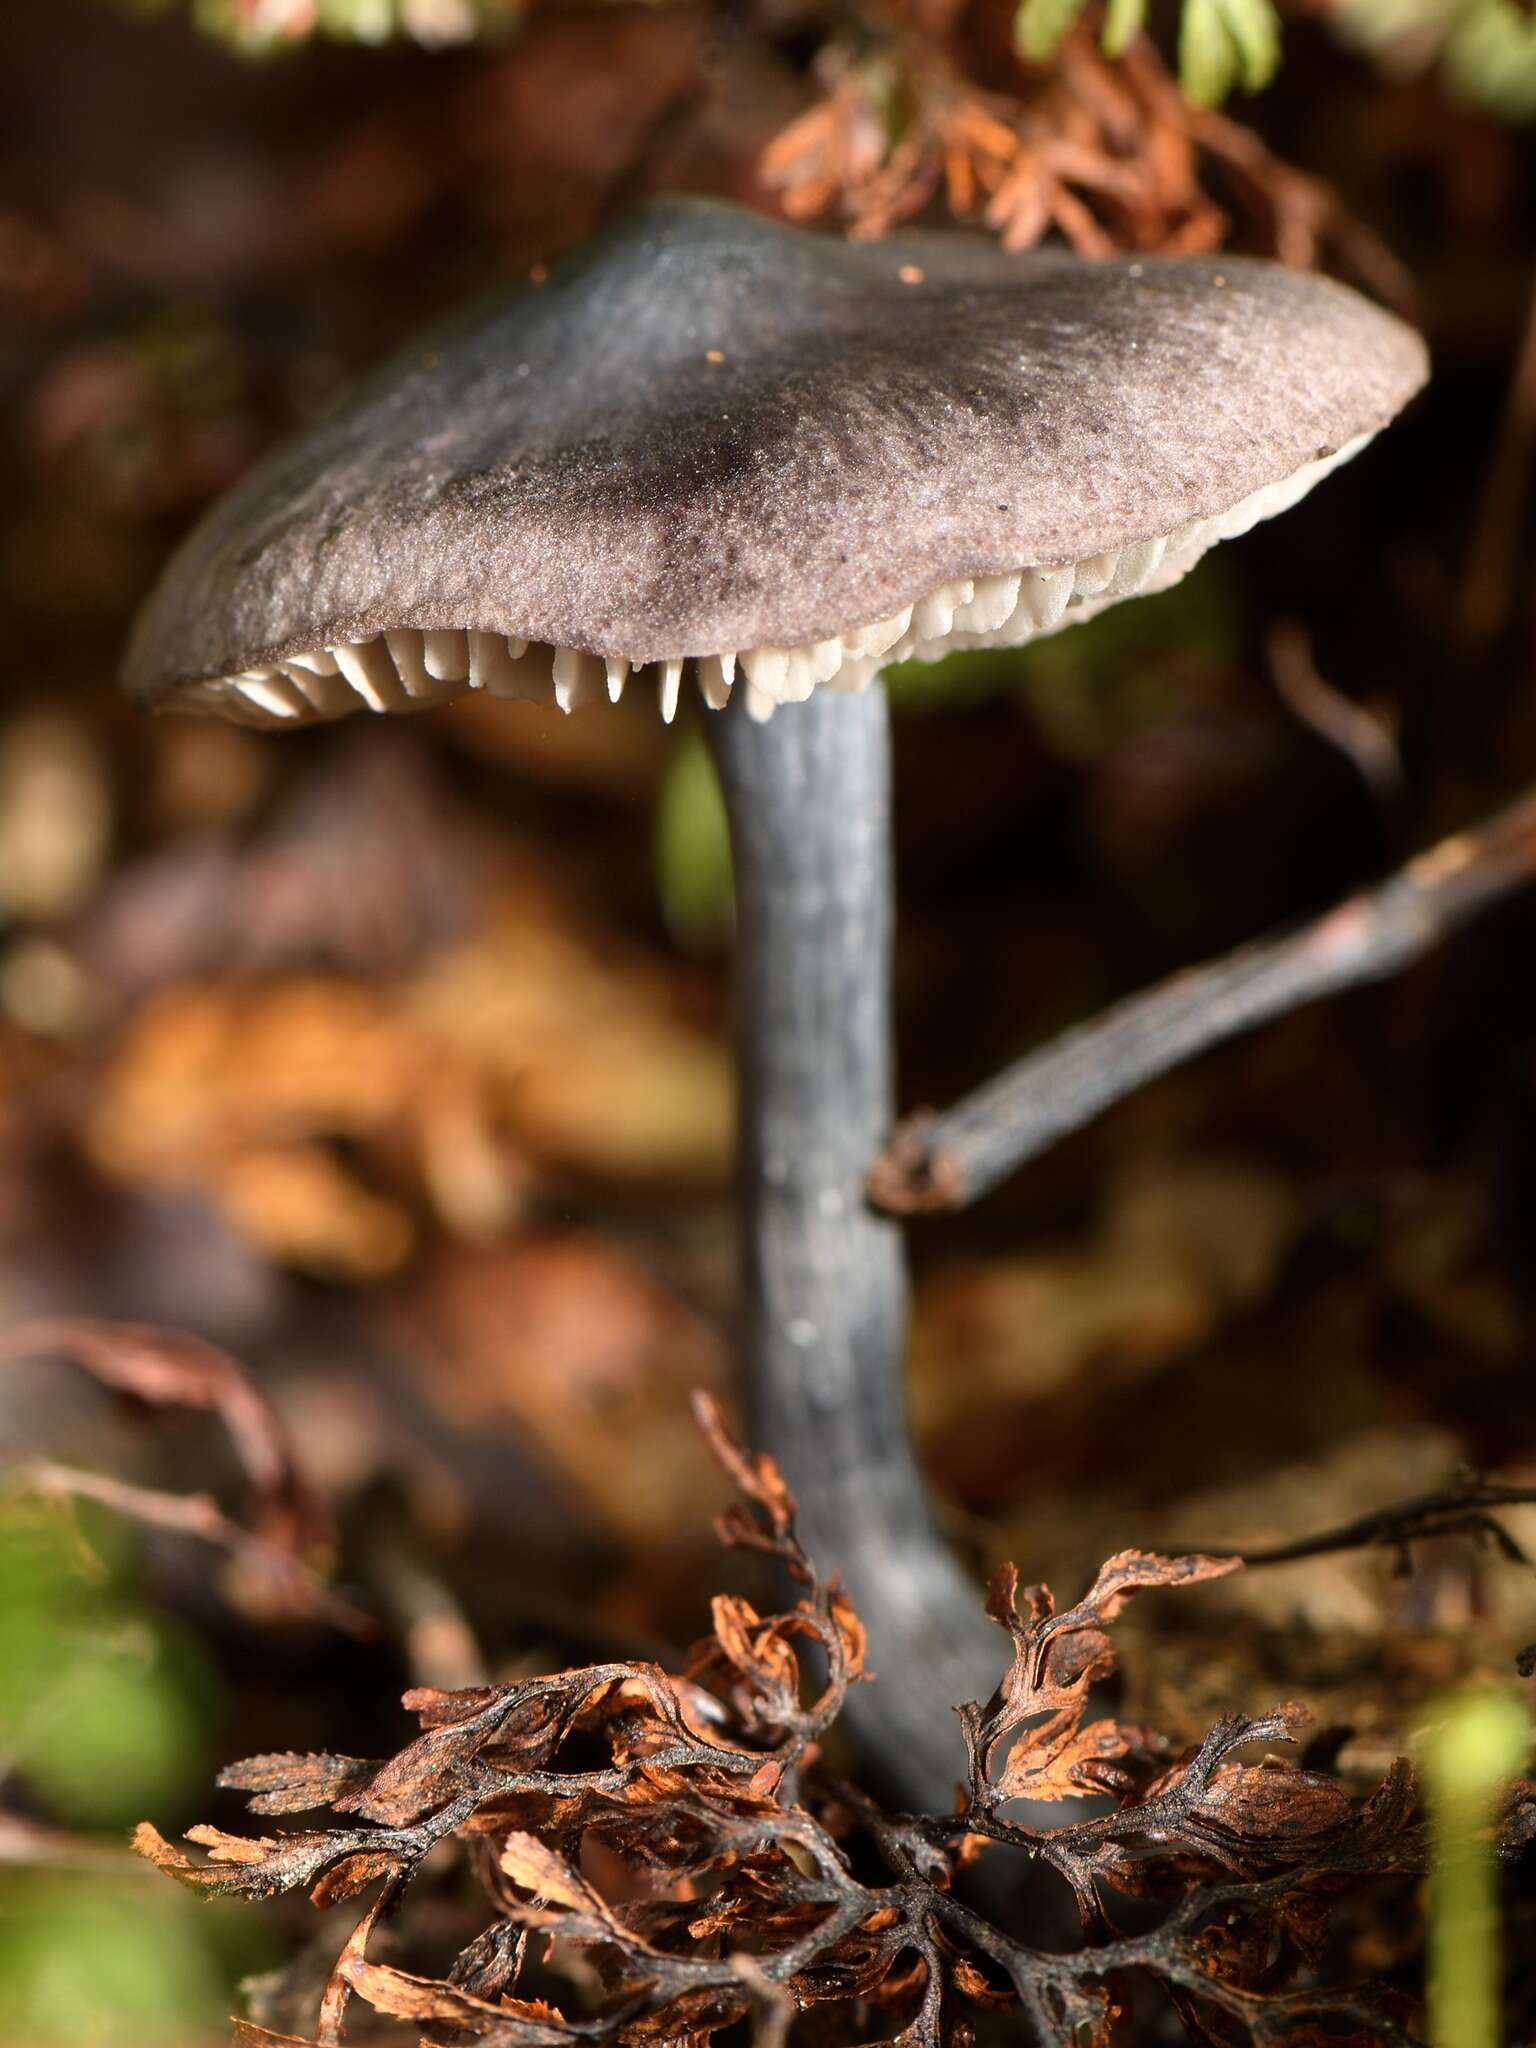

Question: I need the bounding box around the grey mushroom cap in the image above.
[123,197,1427,727]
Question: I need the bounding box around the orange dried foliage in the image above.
[762,7,1410,298]
[137,1395,1503,2048]
[82,874,731,1280]
[391,1234,728,1548]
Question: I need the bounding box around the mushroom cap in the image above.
[123,197,1427,725]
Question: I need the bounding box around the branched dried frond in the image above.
[762,5,1410,289]
[139,1391,1527,2046]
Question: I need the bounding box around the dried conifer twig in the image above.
[870,787,1536,1214]
[136,1392,1532,2047]
[1207,1475,1536,1570]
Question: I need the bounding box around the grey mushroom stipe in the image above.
[122,199,1428,1810]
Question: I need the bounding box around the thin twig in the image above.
[0,1810,151,1873]
[1457,264,1536,650]
[1203,1477,1536,1571]
[366,1525,487,1690]
[726,1952,795,2048]
[1267,619,1404,811]
[14,1458,373,1636]
[869,787,1536,1214]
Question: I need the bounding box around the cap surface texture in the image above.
[123,198,1428,725]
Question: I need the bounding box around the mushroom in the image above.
[123,198,1427,1804]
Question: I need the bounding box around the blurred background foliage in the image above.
[0,1506,207,1829]
[100,0,1536,119]
[4,0,1536,2039]
[0,1503,267,2043]
[111,0,523,54]
[1421,1688,1532,2048]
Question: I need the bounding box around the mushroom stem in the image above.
[704,681,1000,1806]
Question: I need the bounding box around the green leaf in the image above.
[1422,1690,1530,2048]
[320,0,395,43]
[1014,0,1089,64]
[1102,0,1148,58]
[1221,0,1281,90]
[1179,0,1281,103]
[655,731,733,948]
[1179,0,1232,103]
[120,0,521,53]
[22,1653,205,1828]
[0,1506,212,1826]
[0,1874,243,2047]
[1445,0,1536,120]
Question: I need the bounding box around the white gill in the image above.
[183,436,1369,730]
